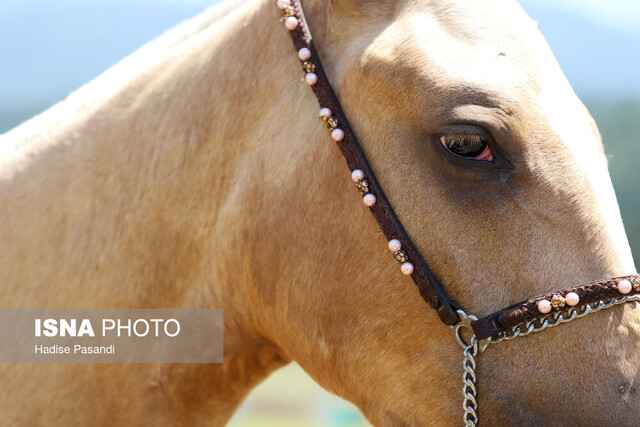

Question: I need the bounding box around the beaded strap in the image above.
[472,275,640,340]
[276,0,460,325]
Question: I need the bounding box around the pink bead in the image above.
[537,299,552,314]
[331,129,344,141]
[388,239,402,252]
[351,169,364,182]
[298,48,311,61]
[305,73,318,85]
[565,292,580,307]
[401,262,414,275]
[277,0,290,9]
[319,108,332,118]
[363,194,376,207]
[618,279,632,294]
[284,16,299,30]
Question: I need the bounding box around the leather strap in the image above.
[282,1,460,325]
[472,274,640,340]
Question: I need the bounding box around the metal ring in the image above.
[451,310,490,354]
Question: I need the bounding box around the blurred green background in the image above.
[0,1,638,425]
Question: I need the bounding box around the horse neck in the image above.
[0,0,318,421]
[2,0,305,296]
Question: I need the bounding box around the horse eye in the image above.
[439,133,495,162]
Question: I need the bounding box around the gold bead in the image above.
[356,180,369,194]
[282,5,295,18]
[320,116,338,129]
[632,277,640,291]
[301,61,316,73]
[551,295,565,310]
[394,250,408,263]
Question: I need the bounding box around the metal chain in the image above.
[462,337,479,427]
[456,294,640,426]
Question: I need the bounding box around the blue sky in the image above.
[530,0,640,35]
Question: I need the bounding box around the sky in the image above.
[529,0,640,35]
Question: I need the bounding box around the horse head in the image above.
[261,0,639,424]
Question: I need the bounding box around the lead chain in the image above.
[462,337,479,426]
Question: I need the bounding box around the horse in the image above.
[0,0,638,425]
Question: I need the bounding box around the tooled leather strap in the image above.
[472,274,640,340]
[278,1,460,325]
[277,1,640,339]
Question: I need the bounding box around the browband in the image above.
[277,0,640,342]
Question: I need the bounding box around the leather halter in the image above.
[277,0,640,341]
[277,5,640,423]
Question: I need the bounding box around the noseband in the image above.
[276,1,640,425]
